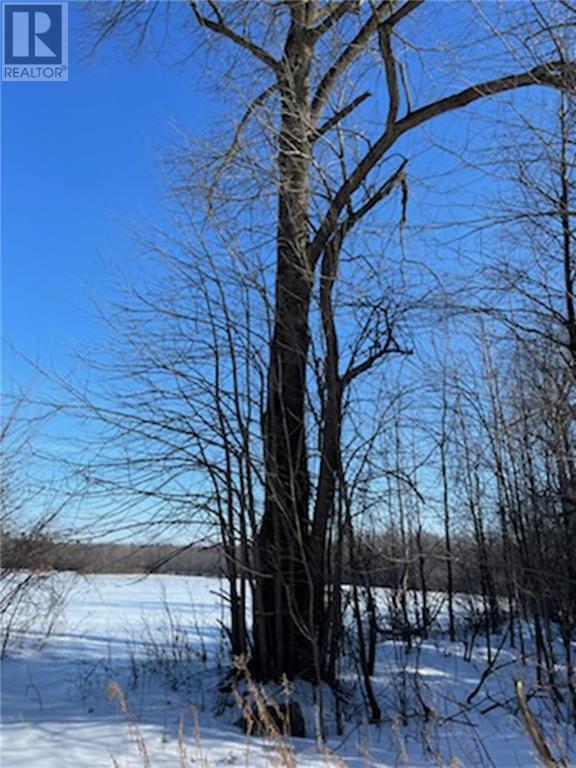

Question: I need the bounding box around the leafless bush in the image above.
[0,395,69,655]
[138,600,208,692]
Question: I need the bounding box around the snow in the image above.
[1,573,574,767]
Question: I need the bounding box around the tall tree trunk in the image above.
[311,235,344,679]
[253,8,316,681]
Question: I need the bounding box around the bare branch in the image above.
[210,83,277,192]
[311,59,576,266]
[311,0,423,121]
[189,1,280,73]
[396,60,576,136]
[338,159,407,240]
[313,90,371,141]
[377,21,400,131]
[311,0,360,40]
[342,330,411,386]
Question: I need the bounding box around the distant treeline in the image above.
[1,534,225,576]
[2,529,499,595]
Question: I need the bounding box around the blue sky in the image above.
[1,2,216,387]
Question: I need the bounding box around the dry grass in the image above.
[106,658,474,768]
[107,681,152,768]
[106,671,352,768]
[232,655,298,768]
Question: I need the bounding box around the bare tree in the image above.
[76,0,576,686]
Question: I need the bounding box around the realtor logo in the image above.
[3,3,68,81]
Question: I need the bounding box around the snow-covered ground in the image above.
[1,573,574,767]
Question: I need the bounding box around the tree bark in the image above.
[253,6,316,681]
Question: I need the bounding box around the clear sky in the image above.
[2,2,218,388]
